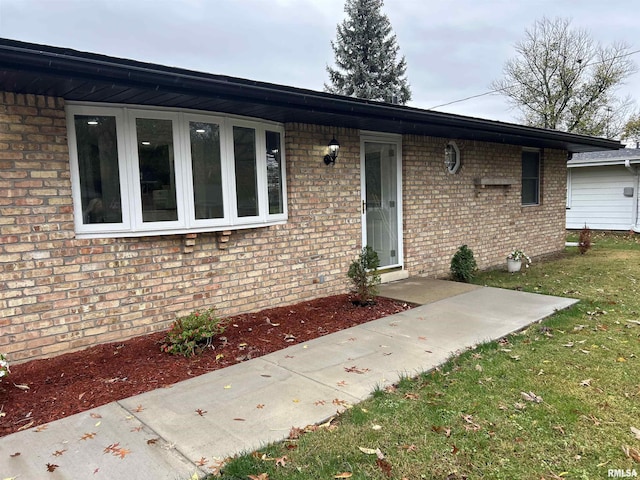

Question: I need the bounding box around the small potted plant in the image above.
[506,249,531,273]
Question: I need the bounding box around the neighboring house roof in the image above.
[569,148,640,168]
[0,38,622,154]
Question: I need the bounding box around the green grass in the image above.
[210,232,640,479]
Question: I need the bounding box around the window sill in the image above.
[74,219,287,239]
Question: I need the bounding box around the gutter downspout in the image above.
[624,159,640,233]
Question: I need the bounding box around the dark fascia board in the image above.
[0,38,623,153]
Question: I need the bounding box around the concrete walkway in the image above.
[0,279,578,480]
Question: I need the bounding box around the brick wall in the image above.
[0,92,567,363]
[0,94,362,363]
[402,136,566,277]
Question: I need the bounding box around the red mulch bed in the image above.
[0,294,412,438]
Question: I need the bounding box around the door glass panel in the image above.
[136,118,178,222]
[74,115,122,224]
[233,126,258,217]
[365,142,398,268]
[266,130,283,214]
[190,121,223,219]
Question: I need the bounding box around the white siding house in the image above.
[567,149,640,231]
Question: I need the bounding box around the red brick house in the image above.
[0,39,620,362]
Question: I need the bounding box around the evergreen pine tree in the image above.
[325,0,411,104]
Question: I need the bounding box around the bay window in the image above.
[66,104,287,237]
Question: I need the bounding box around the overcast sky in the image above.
[0,0,638,124]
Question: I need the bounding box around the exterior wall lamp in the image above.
[444,141,460,174]
[324,137,340,165]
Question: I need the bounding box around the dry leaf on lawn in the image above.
[248,474,270,480]
[622,445,640,463]
[631,426,640,440]
[334,473,352,479]
[521,391,543,403]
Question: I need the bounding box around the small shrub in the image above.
[348,245,381,305]
[0,353,9,381]
[578,225,592,254]
[450,245,477,283]
[161,308,226,357]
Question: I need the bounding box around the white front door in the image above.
[361,135,402,269]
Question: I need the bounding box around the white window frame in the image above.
[66,103,287,238]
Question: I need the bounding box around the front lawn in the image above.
[214,232,640,479]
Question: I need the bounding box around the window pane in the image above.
[266,131,283,215]
[74,115,122,224]
[136,118,178,222]
[190,122,223,219]
[522,151,540,205]
[233,126,258,217]
[522,152,540,177]
[522,178,539,204]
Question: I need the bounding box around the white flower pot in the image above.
[507,259,522,273]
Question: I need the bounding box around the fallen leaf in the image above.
[288,427,304,439]
[195,457,207,466]
[521,391,543,403]
[117,448,131,459]
[314,400,326,406]
[359,446,379,455]
[580,379,592,387]
[233,418,246,421]
[337,380,347,387]
[81,432,97,440]
[334,473,352,479]
[195,409,207,416]
[256,404,265,409]
[248,474,270,480]
[451,445,460,455]
[617,357,627,362]
[344,365,370,374]
[372,424,383,431]
[632,426,640,440]
[35,424,48,432]
[46,463,59,472]
[9,452,21,457]
[52,449,66,457]
[223,385,232,389]
[404,393,419,400]
[13,383,29,391]
[622,445,640,463]
[275,455,287,467]
[104,443,120,454]
[475,364,483,372]
[376,458,392,478]
[17,421,34,431]
[399,444,418,452]
[146,438,159,445]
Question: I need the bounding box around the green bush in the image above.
[450,244,477,283]
[161,308,226,357]
[347,245,381,305]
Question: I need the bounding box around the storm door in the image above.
[361,136,402,269]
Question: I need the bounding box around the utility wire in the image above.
[428,47,640,111]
